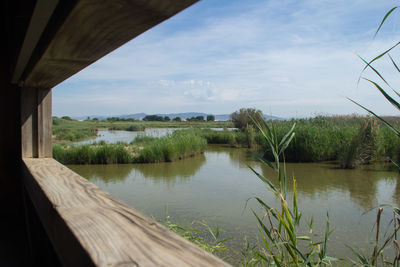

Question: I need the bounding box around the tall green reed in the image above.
[339,118,377,169]
[134,129,207,163]
[345,5,400,266]
[247,118,336,266]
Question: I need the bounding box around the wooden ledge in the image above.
[22,158,230,266]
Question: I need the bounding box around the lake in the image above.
[67,130,400,264]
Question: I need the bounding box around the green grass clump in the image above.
[198,129,238,144]
[162,216,230,255]
[198,115,400,164]
[53,129,207,164]
[134,129,207,163]
[53,142,132,164]
[53,127,97,141]
[130,135,156,144]
[246,118,336,265]
[52,117,233,142]
[339,119,377,168]
[109,124,145,131]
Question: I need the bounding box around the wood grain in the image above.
[23,158,230,266]
[37,88,52,157]
[24,0,198,88]
[21,87,52,158]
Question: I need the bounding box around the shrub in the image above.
[230,108,263,130]
[206,115,215,121]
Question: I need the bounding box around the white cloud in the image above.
[54,0,400,117]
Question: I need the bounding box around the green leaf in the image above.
[358,55,392,89]
[248,165,279,193]
[389,54,400,73]
[297,236,311,241]
[252,210,274,241]
[254,197,279,220]
[363,78,400,112]
[363,41,400,72]
[278,123,296,151]
[253,153,277,171]
[348,98,400,137]
[374,6,399,37]
[279,132,295,156]
[346,245,369,265]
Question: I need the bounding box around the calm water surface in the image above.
[67,131,400,264]
[73,128,178,145]
[73,128,236,145]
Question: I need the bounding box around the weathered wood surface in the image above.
[23,0,198,88]
[21,87,52,158]
[37,88,52,157]
[23,158,230,266]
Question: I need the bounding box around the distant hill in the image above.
[71,112,284,121]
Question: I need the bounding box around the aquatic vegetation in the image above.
[162,215,230,255]
[52,117,233,142]
[53,142,132,164]
[347,207,400,266]
[134,130,207,163]
[339,119,377,169]
[247,118,336,266]
[346,6,400,265]
[53,129,207,164]
[109,124,146,131]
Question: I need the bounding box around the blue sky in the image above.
[53,0,400,117]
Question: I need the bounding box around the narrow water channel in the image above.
[67,131,400,264]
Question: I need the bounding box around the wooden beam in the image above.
[12,0,59,84]
[37,88,52,157]
[23,0,198,89]
[23,158,230,266]
[21,87,52,158]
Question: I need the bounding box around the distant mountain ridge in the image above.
[71,112,284,121]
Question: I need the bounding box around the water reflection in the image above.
[130,154,206,186]
[69,164,134,183]
[68,145,400,263]
[73,128,178,145]
[69,153,206,186]
[258,163,397,210]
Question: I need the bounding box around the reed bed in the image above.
[53,130,207,164]
[195,115,400,167]
[53,142,132,164]
[134,129,207,163]
[52,117,233,142]
[109,124,145,131]
[246,117,400,266]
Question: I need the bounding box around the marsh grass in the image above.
[134,129,207,163]
[195,116,400,166]
[53,142,132,164]
[345,6,400,266]
[347,207,400,266]
[52,117,233,142]
[246,118,336,266]
[339,118,377,169]
[53,129,207,164]
[109,124,146,131]
[162,215,230,255]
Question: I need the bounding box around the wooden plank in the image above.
[12,0,59,83]
[21,87,38,158]
[23,158,231,267]
[23,0,198,88]
[37,88,52,157]
[21,87,52,158]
